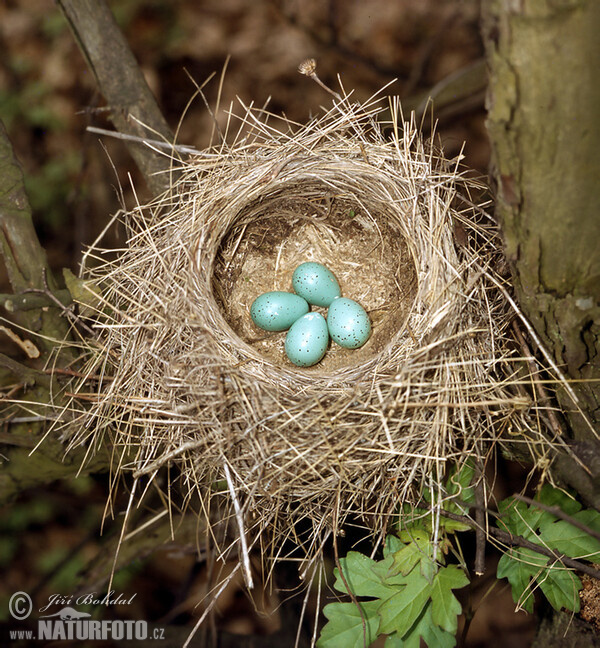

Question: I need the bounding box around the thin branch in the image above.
[513,493,600,544]
[86,126,202,156]
[57,0,177,196]
[474,465,486,576]
[0,352,50,388]
[511,320,568,445]
[1,289,72,312]
[439,508,600,581]
[0,120,73,355]
[222,460,254,590]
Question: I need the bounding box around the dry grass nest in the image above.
[66,94,558,571]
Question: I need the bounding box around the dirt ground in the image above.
[0,1,538,646]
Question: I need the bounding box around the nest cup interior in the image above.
[212,181,418,373]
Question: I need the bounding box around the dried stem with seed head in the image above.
[298,58,342,101]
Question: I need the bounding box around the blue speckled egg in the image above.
[292,262,341,307]
[250,291,309,332]
[327,297,371,349]
[285,313,329,367]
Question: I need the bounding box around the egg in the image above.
[250,291,309,331]
[292,262,341,307]
[285,313,329,366]
[327,297,371,349]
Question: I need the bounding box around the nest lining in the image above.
[68,97,552,560]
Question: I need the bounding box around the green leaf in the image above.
[537,484,581,516]
[496,548,542,613]
[430,565,469,633]
[399,602,456,648]
[540,511,600,561]
[538,566,581,613]
[378,571,433,637]
[384,633,405,647]
[334,552,399,599]
[384,534,404,557]
[440,517,473,533]
[400,506,433,534]
[419,606,457,648]
[446,461,476,510]
[390,543,422,577]
[498,498,547,540]
[390,529,434,578]
[317,600,380,648]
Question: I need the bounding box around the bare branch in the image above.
[57,0,177,196]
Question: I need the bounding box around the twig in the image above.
[222,460,254,590]
[333,489,367,648]
[86,126,202,156]
[183,562,241,648]
[439,508,600,581]
[512,320,565,439]
[0,352,49,388]
[513,493,600,544]
[23,269,96,337]
[57,0,176,195]
[474,464,486,576]
[1,289,72,312]
[0,120,73,355]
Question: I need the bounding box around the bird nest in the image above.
[67,95,550,570]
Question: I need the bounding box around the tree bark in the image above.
[0,121,73,355]
[57,0,177,196]
[482,0,600,502]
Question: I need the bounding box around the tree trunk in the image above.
[482,0,600,503]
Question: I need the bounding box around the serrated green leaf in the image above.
[420,552,438,583]
[540,511,600,561]
[334,552,399,599]
[541,521,600,561]
[391,543,423,577]
[390,529,434,579]
[398,527,430,546]
[447,461,475,495]
[537,484,581,515]
[537,566,581,613]
[430,565,469,633]
[384,534,404,557]
[378,571,433,636]
[498,498,547,540]
[441,517,472,533]
[420,609,457,648]
[317,600,380,648]
[384,633,405,647]
[400,506,433,534]
[401,602,456,648]
[496,548,542,613]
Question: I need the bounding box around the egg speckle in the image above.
[285,313,329,366]
[250,291,309,331]
[292,262,341,307]
[327,297,371,349]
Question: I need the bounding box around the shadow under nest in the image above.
[63,94,555,578]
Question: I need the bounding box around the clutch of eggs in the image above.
[249,262,371,367]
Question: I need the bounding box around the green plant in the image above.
[497,484,600,614]
[318,465,600,647]
[318,464,474,647]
